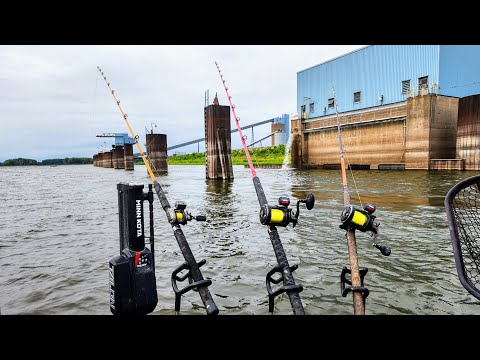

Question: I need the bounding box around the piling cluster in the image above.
[94,134,169,173]
[93,143,134,171]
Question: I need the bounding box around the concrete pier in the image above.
[204,94,234,180]
[124,143,134,171]
[291,119,302,169]
[146,133,168,174]
[294,94,460,170]
[457,94,480,170]
[112,146,118,169]
[404,94,458,169]
[113,146,125,169]
[104,150,113,168]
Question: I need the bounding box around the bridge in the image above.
[167,118,275,151]
[133,118,276,160]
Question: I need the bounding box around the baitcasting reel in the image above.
[168,201,206,226]
[340,203,378,233]
[340,203,391,256]
[260,193,315,228]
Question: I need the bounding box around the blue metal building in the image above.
[273,113,290,144]
[297,45,480,118]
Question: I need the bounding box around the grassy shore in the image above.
[165,145,287,165]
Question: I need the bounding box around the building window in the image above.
[328,98,335,109]
[418,76,428,93]
[353,91,361,103]
[309,103,314,113]
[402,80,410,94]
[300,105,306,119]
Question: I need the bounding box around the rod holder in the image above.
[266,264,303,314]
[171,260,213,314]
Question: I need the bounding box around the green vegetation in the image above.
[40,159,65,166]
[2,158,38,166]
[41,158,92,165]
[168,145,287,165]
[168,152,204,165]
[0,157,92,166]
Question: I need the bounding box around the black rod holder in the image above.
[253,176,305,315]
[153,181,218,315]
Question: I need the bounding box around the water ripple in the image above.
[0,165,479,314]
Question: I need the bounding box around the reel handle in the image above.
[194,215,207,221]
[300,193,315,210]
[373,242,391,256]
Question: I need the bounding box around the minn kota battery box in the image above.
[109,183,157,315]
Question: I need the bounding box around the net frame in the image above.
[445,175,480,300]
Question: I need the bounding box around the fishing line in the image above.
[92,69,99,136]
[332,87,366,315]
[97,66,219,315]
[343,148,363,207]
[215,61,315,315]
[333,87,391,315]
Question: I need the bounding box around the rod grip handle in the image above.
[205,300,219,315]
[198,287,219,315]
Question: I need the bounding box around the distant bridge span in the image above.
[167,118,275,151]
[134,118,275,159]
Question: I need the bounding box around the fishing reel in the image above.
[168,201,206,225]
[340,203,391,256]
[340,203,378,233]
[259,193,315,228]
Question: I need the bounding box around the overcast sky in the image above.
[0,45,364,161]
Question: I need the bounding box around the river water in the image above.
[0,164,479,315]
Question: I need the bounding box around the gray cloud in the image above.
[0,45,364,161]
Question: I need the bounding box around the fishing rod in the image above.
[332,88,391,315]
[98,66,218,315]
[215,61,315,315]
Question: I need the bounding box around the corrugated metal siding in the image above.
[297,45,440,117]
[439,45,480,98]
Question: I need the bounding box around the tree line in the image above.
[0,157,93,166]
